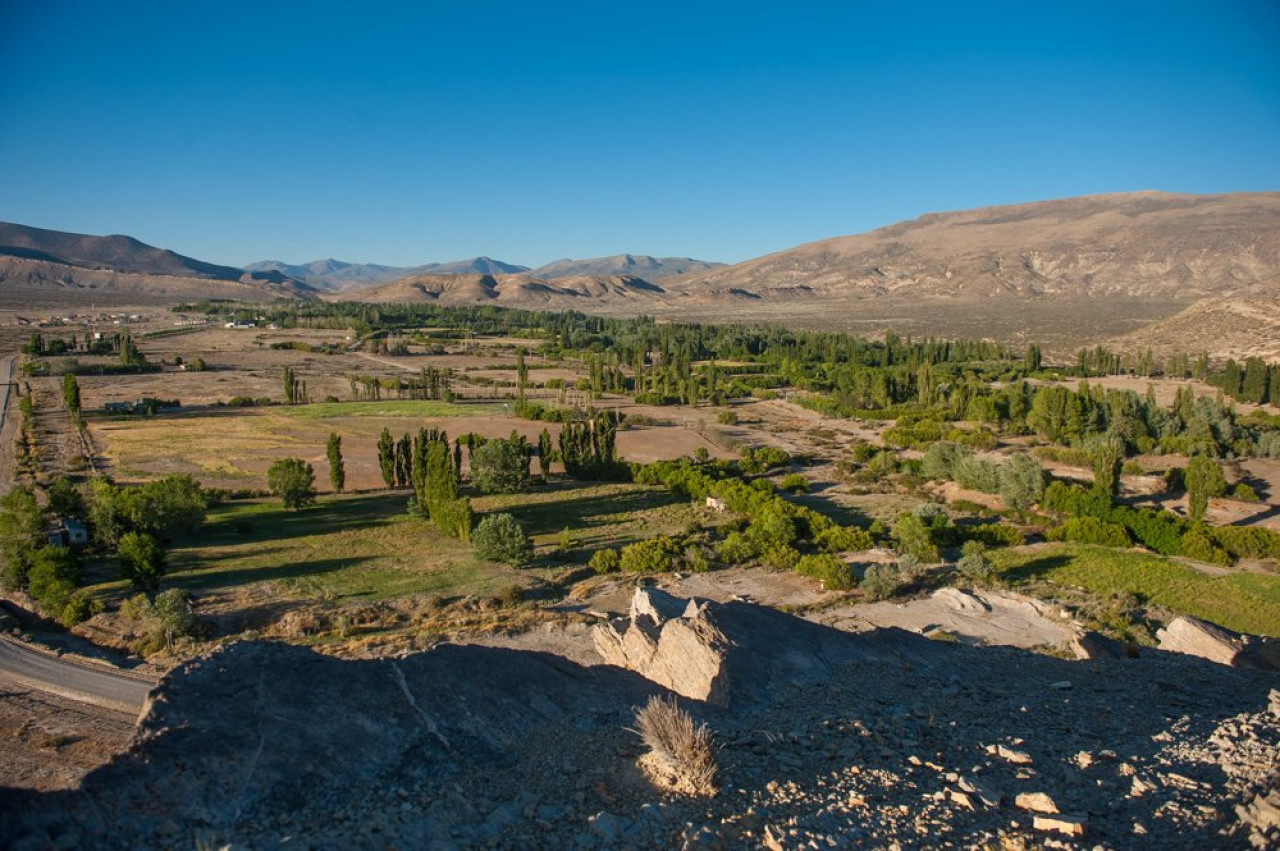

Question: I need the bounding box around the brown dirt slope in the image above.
[668,191,1280,302]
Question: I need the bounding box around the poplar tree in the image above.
[326,433,345,493]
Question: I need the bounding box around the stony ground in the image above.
[1,592,1276,850]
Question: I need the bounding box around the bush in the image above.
[620,536,680,573]
[745,509,798,550]
[795,553,855,590]
[469,438,530,494]
[27,547,80,622]
[861,564,901,600]
[472,513,533,565]
[117,532,166,594]
[1046,517,1131,548]
[1211,525,1280,560]
[960,523,1025,548]
[817,525,874,553]
[956,540,997,584]
[895,552,925,580]
[589,548,621,574]
[633,695,717,797]
[267,458,317,510]
[1179,529,1233,566]
[126,588,199,650]
[779,473,809,493]
[715,531,756,565]
[894,512,940,563]
[716,411,738,425]
[998,454,1045,510]
[1231,482,1261,503]
[759,543,800,570]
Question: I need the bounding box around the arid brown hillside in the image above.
[0,257,313,308]
[340,272,669,305]
[0,223,313,305]
[529,254,723,281]
[667,192,1280,301]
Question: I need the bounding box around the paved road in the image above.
[0,637,154,714]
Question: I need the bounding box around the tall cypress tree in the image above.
[326,433,345,493]
[377,428,395,488]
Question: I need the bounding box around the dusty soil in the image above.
[0,683,136,791]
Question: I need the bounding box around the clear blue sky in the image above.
[2,1,1277,268]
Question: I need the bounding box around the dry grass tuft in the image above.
[632,695,718,796]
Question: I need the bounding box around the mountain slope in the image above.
[245,257,529,290]
[0,222,283,283]
[340,273,668,306]
[668,192,1280,302]
[528,254,723,281]
[0,222,313,302]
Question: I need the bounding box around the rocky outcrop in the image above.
[1157,616,1280,671]
[593,589,733,705]
[2,595,1277,850]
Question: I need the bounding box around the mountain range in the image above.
[244,254,724,290]
[3,190,1278,356]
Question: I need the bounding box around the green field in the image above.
[82,482,705,605]
[994,543,1280,637]
[276,400,502,419]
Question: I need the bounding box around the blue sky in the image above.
[1,1,1277,267]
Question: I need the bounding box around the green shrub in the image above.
[589,548,621,574]
[27,547,80,622]
[956,540,997,584]
[960,523,1025,548]
[472,513,533,565]
[796,553,854,590]
[1211,526,1280,560]
[1046,517,1131,548]
[1231,482,1261,503]
[861,564,902,600]
[716,411,738,426]
[817,525,874,553]
[716,531,756,564]
[1179,529,1233,566]
[895,553,925,580]
[893,512,940,563]
[620,536,680,573]
[266,457,317,510]
[779,473,809,493]
[760,543,800,570]
[469,438,530,494]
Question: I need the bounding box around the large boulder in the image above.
[594,588,733,706]
[1156,615,1279,670]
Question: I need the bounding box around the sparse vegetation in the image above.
[632,695,718,797]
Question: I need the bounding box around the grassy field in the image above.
[994,543,1280,637]
[82,482,707,605]
[277,400,501,419]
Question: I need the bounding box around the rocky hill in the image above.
[0,223,313,303]
[528,254,724,281]
[667,192,1280,302]
[245,256,530,290]
[2,590,1275,850]
[340,272,669,306]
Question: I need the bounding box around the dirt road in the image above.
[0,637,153,714]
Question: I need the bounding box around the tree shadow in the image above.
[999,553,1073,582]
[196,494,405,547]
[168,555,373,594]
[496,487,684,537]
